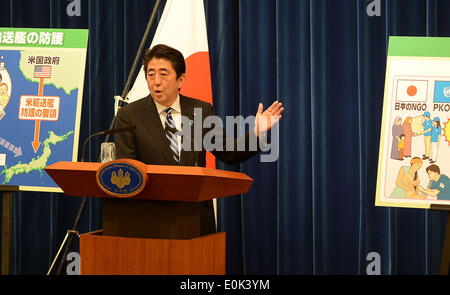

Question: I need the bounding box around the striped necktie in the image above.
[164,107,179,163]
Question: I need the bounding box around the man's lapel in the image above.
[139,95,177,165]
[179,96,197,166]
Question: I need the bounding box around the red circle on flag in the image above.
[407,85,417,96]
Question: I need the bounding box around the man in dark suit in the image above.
[114,44,284,239]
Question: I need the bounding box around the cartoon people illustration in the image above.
[429,117,441,164]
[417,164,450,200]
[390,157,426,199]
[0,59,12,116]
[421,111,432,160]
[401,117,415,158]
[0,82,10,109]
[0,73,5,120]
[0,59,12,120]
[0,74,2,107]
[398,134,405,160]
[391,116,402,160]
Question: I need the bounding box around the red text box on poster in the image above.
[18,95,60,121]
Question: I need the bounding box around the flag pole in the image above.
[119,0,165,102]
[48,0,166,275]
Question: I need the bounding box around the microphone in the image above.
[81,125,136,162]
[164,125,201,166]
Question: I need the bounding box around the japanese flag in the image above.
[126,0,212,105]
[396,79,428,102]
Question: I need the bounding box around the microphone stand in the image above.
[47,0,164,275]
[47,127,135,275]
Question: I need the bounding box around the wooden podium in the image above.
[45,160,253,275]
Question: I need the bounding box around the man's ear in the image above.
[178,73,186,90]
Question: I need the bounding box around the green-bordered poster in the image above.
[0,28,88,192]
[376,37,450,209]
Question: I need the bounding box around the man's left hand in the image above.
[254,101,284,136]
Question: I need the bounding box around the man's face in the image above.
[146,58,185,107]
[427,171,439,181]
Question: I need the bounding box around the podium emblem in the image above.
[96,159,148,198]
[110,169,131,189]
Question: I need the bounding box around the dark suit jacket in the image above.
[114,94,259,239]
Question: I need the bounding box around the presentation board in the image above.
[376,37,450,209]
[0,28,88,192]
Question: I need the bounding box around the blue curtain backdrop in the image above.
[0,0,449,275]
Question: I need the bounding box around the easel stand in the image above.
[1,185,19,275]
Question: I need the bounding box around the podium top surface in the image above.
[45,161,254,202]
